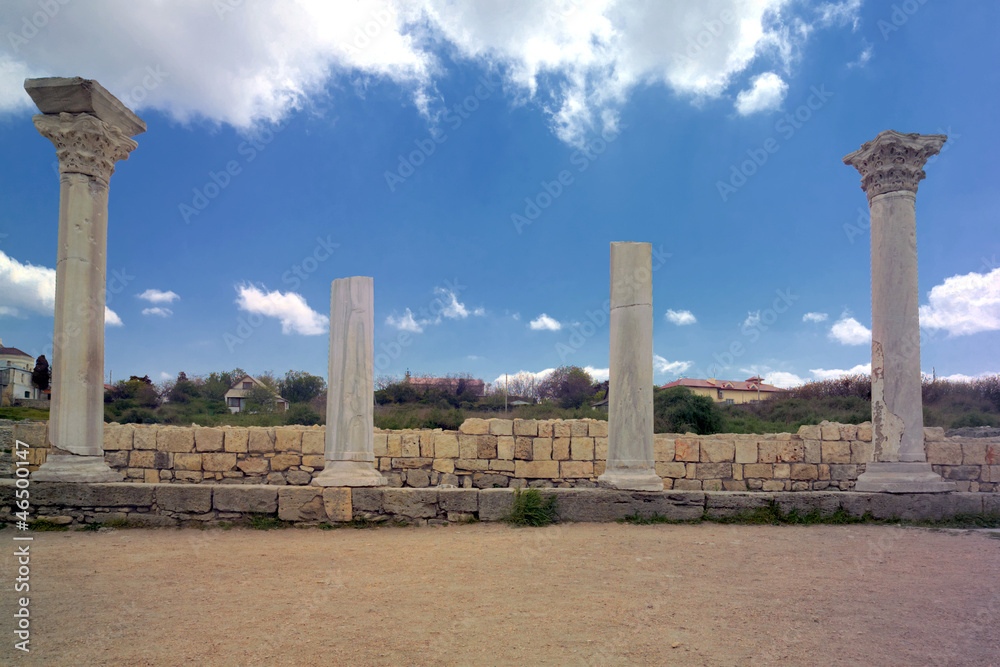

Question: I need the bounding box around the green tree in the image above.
[168,371,201,403]
[278,370,326,404]
[244,383,280,414]
[653,386,723,435]
[538,366,596,408]
[31,355,50,392]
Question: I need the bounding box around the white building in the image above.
[0,340,41,402]
[223,375,289,413]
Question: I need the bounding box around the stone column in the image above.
[843,130,954,493]
[313,277,386,487]
[598,242,663,491]
[26,78,145,483]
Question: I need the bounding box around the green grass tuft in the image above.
[247,514,288,530]
[505,488,559,527]
[29,518,68,532]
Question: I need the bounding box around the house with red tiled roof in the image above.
[404,372,485,397]
[660,376,785,404]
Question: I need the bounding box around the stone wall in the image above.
[6,418,999,492]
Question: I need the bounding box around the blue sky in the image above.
[1,0,998,390]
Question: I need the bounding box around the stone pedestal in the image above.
[313,277,386,488]
[844,130,954,493]
[599,242,663,492]
[25,78,145,483]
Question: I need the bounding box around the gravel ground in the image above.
[1,522,998,666]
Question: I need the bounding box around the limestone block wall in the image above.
[6,418,999,492]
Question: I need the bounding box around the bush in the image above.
[118,408,162,424]
[505,488,559,527]
[284,403,321,425]
[653,387,723,434]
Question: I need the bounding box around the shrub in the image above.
[653,386,723,434]
[284,403,321,425]
[505,488,558,527]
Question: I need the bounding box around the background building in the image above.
[0,340,41,403]
[660,376,785,405]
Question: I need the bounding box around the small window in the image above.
[242,382,253,389]
[228,397,240,407]
[725,398,734,404]
[24,391,30,398]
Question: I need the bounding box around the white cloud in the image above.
[529,313,561,331]
[734,72,788,115]
[743,311,761,328]
[919,267,1000,336]
[654,355,692,376]
[828,315,871,345]
[434,287,476,320]
[511,313,520,321]
[141,307,173,318]
[0,250,122,327]
[816,0,863,30]
[158,371,172,380]
[137,289,180,304]
[665,309,697,326]
[234,283,327,335]
[809,363,871,381]
[803,312,828,323]
[937,372,998,383]
[765,371,806,388]
[491,368,555,387]
[0,2,856,145]
[584,366,610,382]
[848,44,873,69]
[385,308,425,333]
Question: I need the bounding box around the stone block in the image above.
[477,435,498,459]
[275,429,302,452]
[940,466,982,481]
[212,484,278,514]
[248,428,276,454]
[454,459,489,471]
[382,488,440,518]
[700,439,734,463]
[513,419,538,436]
[156,485,212,513]
[269,454,301,472]
[655,462,687,478]
[322,488,352,522]
[588,420,608,437]
[515,436,533,460]
[822,441,851,464]
[961,442,987,465]
[302,455,325,468]
[734,439,757,464]
[537,421,554,437]
[473,473,508,488]
[732,463,743,480]
[514,460,559,478]
[153,451,171,469]
[803,439,821,464]
[594,437,608,461]
[133,426,157,450]
[489,419,513,436]
[32,482,154,507]
[387,434,402,457]
[923,427,946,442]
[547,488,705,522]
[434,433,459,458]
[224,428,249,453]
[820,423,840,440]
[553,421,572,438]
[695,463,731,479]
[144,469,160,484]
[420,433,435,458]
[277,487,325,522]
[157,428,194,453]
[985,444,1000,465]
[460,418,490,435]
[401,433,421,458]
[571,437,594,461]
[674,439,699,462]
[490,460,515,472]
[372,433,388,457]
[798,424,821,440]
[438,488,478,512]
[392,457,432,469]
[130,450,155,468]
[594,461,605,477]
[777,440,804,462]
[478,489,514,520]
[532,438,553,460]
[773,463,790,479]
[202,453,237,472]
[351,488,383,512]
[818,464,830,480]
[104,450,129,468]
[496,436,515,460]
[459,434,479,460]
[856,422,872,441]
[13,422,46,448]
[790,463,818,481]
[104,424,133,451]
[237,458,269,475]
[838,424,857,441]
[743,463,773,479]
[839,492,984,521]
[552,437,570,461]
[926,441,962,465]
[673,479,702,490]
[828,464,858,481]
[850,440,874,464]
[761,480,786,491]
[570,421,589,437]
[983,465,1000,483]
[560,461,594,478]
[194,428,224,453]
[406,469,431,488]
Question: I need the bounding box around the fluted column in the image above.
[313,277,386,487]
[26,78,144,483]
[843,130,954,493]
[598,242,663,491]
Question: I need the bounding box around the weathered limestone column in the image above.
[26,78,145,483]
[313,277,386,487]
[843,130,954,493]
[598,242,663,491]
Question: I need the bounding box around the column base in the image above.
[311,461,386,487]
[854,462,956,493]
[598,469,664,492]
[31,455,123,483]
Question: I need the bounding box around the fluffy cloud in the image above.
[385,308,424,333]
[802,312,828,323]
[141,307,173,318]
[434,287,484,320]
[584,366,610,382]
[765,371,806,388]
[0,1,859,145]
[0,250,122,326]
[734,72,788,115]
[809,363,871,381]
[529,313,561,331]
[919,267,1000,336]
[654,355,692,376]
[234,283,327,335]
[828,315,871,345]
[938,372,998,383]
[665,309,697,326]
[137,289,180,304]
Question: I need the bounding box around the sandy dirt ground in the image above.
[1,522,998,666]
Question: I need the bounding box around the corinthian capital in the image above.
[33,112,138,184]
[843,130,947,203]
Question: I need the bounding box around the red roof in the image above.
[660,377,785,392]
[406,377,486,395]
[0,346,32,358]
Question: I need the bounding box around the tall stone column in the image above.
[26,78,145,483]
[843,130,954,493]
[313,277,386,487]
[598,242,663,491]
